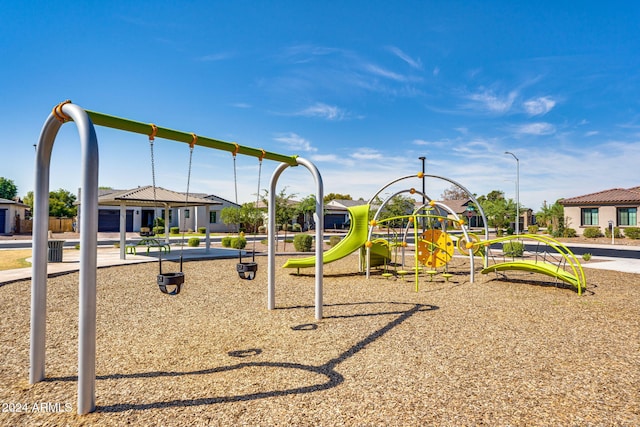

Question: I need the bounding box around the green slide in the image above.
[283,204,376,269]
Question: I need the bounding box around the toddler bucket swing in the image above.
[148,125,196,295]
[232,144,264,280]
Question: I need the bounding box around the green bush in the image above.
[329,235,342,246]
[505,227,514,235]
[282,224,293,231]
[153,226,164,235]
[624,227,640,239]
[293,234,313,251]
[221,236,232,248]
[527,225,539,234]
[293,223,302,232]
[198,227,207,234]
[582,253,592,261]
[170,227,180,235]
[604,227,623,239]
[258,225,267,234]
[502,241,524,257]
[563,228,577,238]
[583,227,603,238]
[231,237,247,249]
[188,237,200,247]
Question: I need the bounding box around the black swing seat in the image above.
[236,262,258,280]
[157,272,185,295]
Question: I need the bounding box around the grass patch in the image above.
[0,249,33,271]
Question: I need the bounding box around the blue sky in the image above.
[2,1,639,212]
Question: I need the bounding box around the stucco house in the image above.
[560,186,640,235]
[78,186,238,233]
[0,197,30,234]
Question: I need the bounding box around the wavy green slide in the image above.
[283,204,379,269]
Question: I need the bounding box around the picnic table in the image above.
[125,238,171,255]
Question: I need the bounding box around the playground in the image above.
[8,101,637,424]
[1,255,639,426]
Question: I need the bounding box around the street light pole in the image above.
[504,151,519,235]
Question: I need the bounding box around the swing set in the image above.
[30,101,325,414]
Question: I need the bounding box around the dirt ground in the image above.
[0,253,638,426]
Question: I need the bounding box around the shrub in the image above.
[604,227,623,239]
[624,227,640,239]
[502,241,524,257]
[258,225,267,234]
[231,237,247,249]
[188,237,200,247]
[293,223,302,232]
[329,235,342,246]
[221,236,232,248]
[198,227,207,234]
[170,227,180,235]
[583,227,603,238]
[153,226,164,235]
[582,253,592,261]
[293,234,313,251]
[282,224,293,231]
[563,228,577,238]
[505,227,514,235]
[527,225,539,234]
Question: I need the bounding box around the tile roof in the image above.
[560,187,640,205]
[96,186,221,207]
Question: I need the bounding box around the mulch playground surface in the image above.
[0,255,638,426]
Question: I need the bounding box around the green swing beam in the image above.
[84,110,299,165]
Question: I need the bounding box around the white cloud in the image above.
[584,130,599,137]
[466,89,518,114]
[364,63,407,82]
[514,122,556,135]
[523,96,556,116]
[273,132,317,152]
[296,103,346,120]
[351,148,384,160]
[386,46,423,70]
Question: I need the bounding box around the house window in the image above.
[161,211,173,222]
[185,209,190,219]
[617,207,637,226]
[209,211,217,224]
[581,208,598,226]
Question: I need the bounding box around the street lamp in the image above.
[504,151,519,235]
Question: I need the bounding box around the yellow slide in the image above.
[283,204,378,269]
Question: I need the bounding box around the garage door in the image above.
[0,209,6,233]
[98,209,134,232]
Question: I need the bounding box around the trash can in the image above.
[47,240,65,263]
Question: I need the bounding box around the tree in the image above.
[220,202,263,233]
[48,189,77,217]
[0,177,18,200]
[440,185,467,200]
[261,188,298,250]
[379,195,415,228]
[476,190,519,234]
[536,200,565,236]
[324,193,352,203]
[296,195,319,230]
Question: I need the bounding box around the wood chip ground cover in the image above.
[0,255,638,426]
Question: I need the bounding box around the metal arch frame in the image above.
[31,104,99,415]
[267,158,324,320]
[29,103,323,415]
[367,172,490,265]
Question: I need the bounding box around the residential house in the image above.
[0,197,30,234]
[78,186,237,233]
[560,186,640,235]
